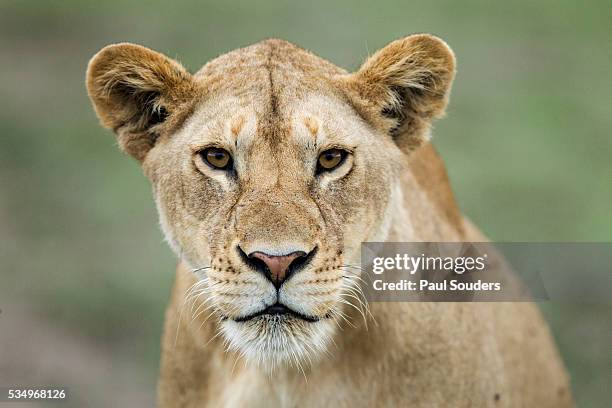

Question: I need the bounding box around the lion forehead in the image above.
[182,93,367,151]
[171,39,373,153]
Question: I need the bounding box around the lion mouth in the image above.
[234,302,320,323]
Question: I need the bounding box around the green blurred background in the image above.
[0,0,610,406]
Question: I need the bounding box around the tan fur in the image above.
[86,35,573,407]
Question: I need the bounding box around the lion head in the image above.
[86,35,455,370]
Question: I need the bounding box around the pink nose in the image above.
[249,251,307,287]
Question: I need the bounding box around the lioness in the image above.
[86,35,572,407]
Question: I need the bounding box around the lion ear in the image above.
[86,43,196,160]
[341,34,456,152]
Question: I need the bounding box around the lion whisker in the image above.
[192,265,212,273]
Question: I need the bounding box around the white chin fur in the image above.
[220,316,335,372]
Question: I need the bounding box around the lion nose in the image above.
[246,249,312,288]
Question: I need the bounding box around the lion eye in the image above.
[317,149,347,172]
[201,147,232,170]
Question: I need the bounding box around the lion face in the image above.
[146,92,401,368]
[86,37,454,369]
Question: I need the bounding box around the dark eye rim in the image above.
[316,148,350,174]
[198,147,234,170]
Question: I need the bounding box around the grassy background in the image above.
[0,0,610,406]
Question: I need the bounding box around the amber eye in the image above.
[317,149,347,172]
[201,147,232,170]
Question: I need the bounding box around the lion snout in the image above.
[237,245,317,288]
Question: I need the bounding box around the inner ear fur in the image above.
[340,34,456,152]
[86,43,196,160]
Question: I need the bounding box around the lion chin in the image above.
[220,315,335,371]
